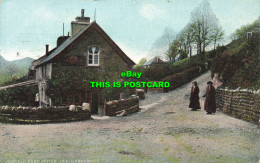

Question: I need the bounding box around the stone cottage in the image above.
[143,56,165,69]
[30,9,135,113]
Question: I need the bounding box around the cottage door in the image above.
[66,94,81,105]
[91,92,98,114]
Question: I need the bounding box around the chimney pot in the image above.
[46,44,49,54]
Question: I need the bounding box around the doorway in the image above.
[91,92,98,114]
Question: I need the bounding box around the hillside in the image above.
[211,18,260,90]
[0,55,34,85]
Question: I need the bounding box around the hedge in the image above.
[163,66,201,92]
[0,85,38,106]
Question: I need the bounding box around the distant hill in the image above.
[0,55,34,85]
[11,57,35,69]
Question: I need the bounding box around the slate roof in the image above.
[38,21,135,66]
[143,56,165,66]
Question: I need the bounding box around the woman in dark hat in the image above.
[189,81,201,111]
[204,81,216,114]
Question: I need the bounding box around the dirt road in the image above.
[0,71,259,162]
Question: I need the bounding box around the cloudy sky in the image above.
[0,0,259,62]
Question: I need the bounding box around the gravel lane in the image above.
[0,71,259,162]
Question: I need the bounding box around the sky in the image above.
[0,0,259,63]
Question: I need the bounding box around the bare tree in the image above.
[148,27,176,60]
[190,7,204,60]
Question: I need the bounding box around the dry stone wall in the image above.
[216,88,260,124]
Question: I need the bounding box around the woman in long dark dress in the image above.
[189,81,201,111]
[204,81,216,114]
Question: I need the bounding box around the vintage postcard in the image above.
[0,0,259,162]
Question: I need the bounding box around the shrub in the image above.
[0,85,38,106]
[0,75,29,87]
[145,66,165,81]
[207,46,226,59]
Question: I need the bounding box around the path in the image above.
[0,71,259,162]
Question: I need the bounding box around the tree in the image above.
[189,0,222,61]
[166,39,179,63]
[179,24,194,61]
[136,58,147,68]
[190,7,204,60]
[148,27,176,60]
[211,25,224,50]
[166,24,194,62]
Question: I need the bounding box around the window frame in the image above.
[87,46,100,66]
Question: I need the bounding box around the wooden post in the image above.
[145,78,148,93]
[104,100,107,115]
[120,92,123,100]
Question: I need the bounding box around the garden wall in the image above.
[216,88,260,124]
[104,96,139,116]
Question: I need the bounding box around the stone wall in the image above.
[216,88,260,124]
[0,107,91,124]
[104,96,139,116]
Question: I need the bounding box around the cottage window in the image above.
[88,46,99,66]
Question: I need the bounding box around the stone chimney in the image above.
[46,44,49,54]
[71,9,90,37]
[57,36,70,47]
[247,32,253,39]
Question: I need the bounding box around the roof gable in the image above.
[39,21,135,66]
[31,47,57,70]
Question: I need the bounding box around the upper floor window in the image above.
[88,46,99,66]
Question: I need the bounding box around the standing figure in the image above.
[189,81,201,111]
[212,73,223,89]
[204,81,216,114]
